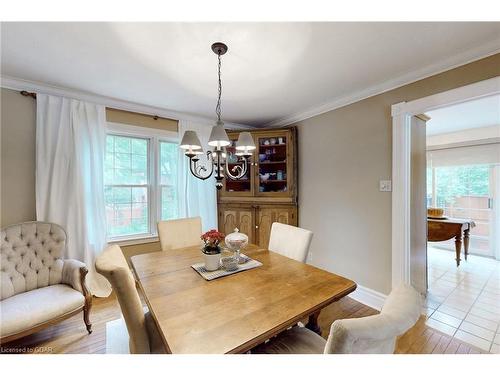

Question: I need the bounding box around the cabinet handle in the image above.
[255,225,259,229]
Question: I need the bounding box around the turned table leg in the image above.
[455,233,463,267]
[463,229,470,261]
[305,310,322,336]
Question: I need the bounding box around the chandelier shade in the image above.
[235,132,256,153]
[208,121,231,147]
[180,130,203,151]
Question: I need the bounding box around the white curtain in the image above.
[177,120,218,231]
[36,94,111,297]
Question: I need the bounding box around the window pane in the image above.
[115,152,131,169]
[160,142,178,220]
[104,193,150,237]
[432,164,492,257]
[160,141,177,184]
[131,138,147,155]
[161,186,178,220]
[105,135,148,185]
[113,187,132,203]
[435,165,489,207]
[132,187,147,203]
[105,134,149,238]
[115,136,131,153]
[426,167,433,206]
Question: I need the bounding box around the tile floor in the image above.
[424,246,500,353]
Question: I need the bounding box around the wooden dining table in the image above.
[130,244,357,354]
[427,218,476,267]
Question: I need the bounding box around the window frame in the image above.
[106,122,178,245]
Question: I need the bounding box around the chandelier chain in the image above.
[216,52,222,121]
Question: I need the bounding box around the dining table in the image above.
[130,243,357,354]
[427,218,476,266]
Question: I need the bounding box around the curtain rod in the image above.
[20,90,37,99]
[19,90,161,121]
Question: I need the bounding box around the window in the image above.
[427,142,499,257]
[104,125,179,240]
[159,141,179,220]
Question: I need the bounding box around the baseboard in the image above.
[349,285,387,311]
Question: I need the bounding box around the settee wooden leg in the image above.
[84,303,92,334]
[80,267,93,334]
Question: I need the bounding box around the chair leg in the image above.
[80,267,93,334]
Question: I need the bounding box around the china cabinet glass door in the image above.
[220,136,253,196]
[255,131,292,197]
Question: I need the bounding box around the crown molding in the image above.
[0,75,254,130]
[263,38,500,128]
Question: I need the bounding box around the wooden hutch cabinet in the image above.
[217,127,298,248]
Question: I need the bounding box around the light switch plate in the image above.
[379,180,392,192]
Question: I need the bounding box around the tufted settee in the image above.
[0,222,92,343]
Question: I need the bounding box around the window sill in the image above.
[108,235,159,247]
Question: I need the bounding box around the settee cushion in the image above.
[0,284,84,338]
[1,222,67,300]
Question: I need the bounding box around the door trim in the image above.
[391,76,500,288]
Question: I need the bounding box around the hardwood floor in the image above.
[0,294,487,354]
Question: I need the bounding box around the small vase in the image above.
[204,252,221,271]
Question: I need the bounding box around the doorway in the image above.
[391,77,500,353]
[422,96,500,352]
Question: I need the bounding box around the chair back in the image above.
[157,217,202,251]
[95,244,150,354]
[324,284,421,354]
[1,221,66,300]
[268,222,313,263]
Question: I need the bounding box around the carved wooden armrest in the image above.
[61,259,92,333]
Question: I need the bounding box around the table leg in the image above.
[305,310,322,336]
[455,233,462,267]
[463,229,470,261]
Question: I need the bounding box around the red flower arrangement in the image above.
[201,229,225,254]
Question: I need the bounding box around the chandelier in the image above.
[179,42,255,190]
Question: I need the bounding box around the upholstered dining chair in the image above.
[268,222,313,263]
[95,244,165,354]
[253,284,421,354]
[157,217,202,251]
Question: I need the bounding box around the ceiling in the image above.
[426,95,500,135]
[1,22,500,127]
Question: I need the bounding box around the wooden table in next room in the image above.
[427,218,476,267]
[130,244,356,354]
